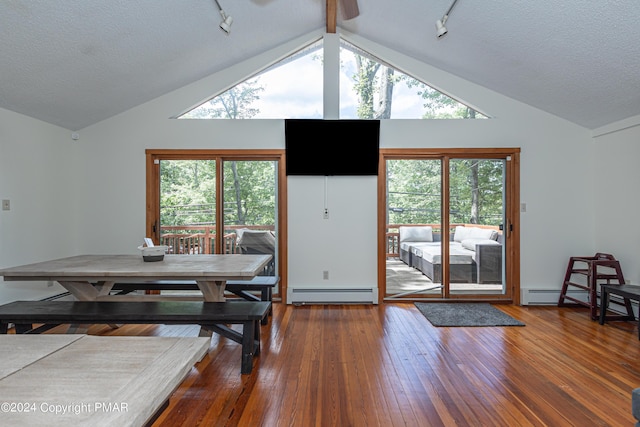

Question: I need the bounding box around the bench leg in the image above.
[599,288,609,325]
[241,320,260,374]
[203,322,261,374]
[623,297,635,320]
[253,319,261,355]
[15,323,33,334]
[260,288,273,325]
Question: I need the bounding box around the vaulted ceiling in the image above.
[2,0,639,131]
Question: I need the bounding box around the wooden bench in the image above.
[0,300,271,374]
[109,275,279,325]
[599,284,640,339]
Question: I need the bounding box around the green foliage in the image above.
[387,159,504,227]
[160,160,276,228]
[387,160,442,225]
[449,159,504,225]
[404,79,481,119]
[160,160,216,226]
[353,57,380,119]
[348,46,484,119]
[160,158,503,232]
[181,79,264,119]
[223,161,276,226]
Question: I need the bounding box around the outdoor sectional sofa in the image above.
[399,225,503,284]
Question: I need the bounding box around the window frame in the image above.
[145,149,288,297]
[378,147,521,303]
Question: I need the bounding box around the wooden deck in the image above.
[386,258,503,295]
[17,301,640,426]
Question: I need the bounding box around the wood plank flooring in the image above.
[40,303,640,426]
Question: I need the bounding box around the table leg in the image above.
[196,280,227,338]
[66,324,89,334]
[93,281,115,297]
[59,281,99,300]
[93,282,121,328]
[198,328,213,338]
[59,281,98,333]
[196,280,226,302]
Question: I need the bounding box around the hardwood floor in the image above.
[51,303,640,426]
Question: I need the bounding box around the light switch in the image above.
[520,202,527,213]
[2,199,9,211]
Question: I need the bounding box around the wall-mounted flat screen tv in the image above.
[285,119,380,176]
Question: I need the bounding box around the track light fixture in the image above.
[214,0,233,35]
[436,0,459,39]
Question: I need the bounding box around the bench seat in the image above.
[109,276,279,324]
[0,300,271,374]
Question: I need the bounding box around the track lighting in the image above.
[436,18,448,38]
[436,0,459,39]
[214,0,233,35]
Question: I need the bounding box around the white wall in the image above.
[593,125,640,285]
[0,108,77,303]
[0,30,607,304]
[288,176,377,289]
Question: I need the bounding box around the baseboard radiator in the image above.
[522,288,639,316]
[521,288,582,305]
[287,287,378,305]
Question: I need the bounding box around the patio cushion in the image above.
[454,226,497,242]
[236,229,275,254]
[453,226,470,242]
[461,238,500,251]
[399,226,433,242]
[412,242,475,265]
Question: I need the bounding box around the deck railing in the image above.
[160,225,274,255]
[162,223,498,258]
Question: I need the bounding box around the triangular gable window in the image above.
[179,40,323,119]
[339,39,486,119]
[179,36,486,120]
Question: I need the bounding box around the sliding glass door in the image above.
[146,149,286,295]
[386,158,443,298]
[448,158,506,297]
[381,149,519,302]
[222,160,278,277]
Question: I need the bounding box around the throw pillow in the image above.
[399,226,433,242]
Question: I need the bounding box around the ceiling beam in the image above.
[326,0,337,33]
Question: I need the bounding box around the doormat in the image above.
[414,302,525,327]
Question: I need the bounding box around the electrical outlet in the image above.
[323,270,329,280]
[2,199,9,211]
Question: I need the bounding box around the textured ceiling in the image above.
[1,0,639,131]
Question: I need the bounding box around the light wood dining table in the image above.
[0,254,272,302]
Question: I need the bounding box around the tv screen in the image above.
[285,119,380,176]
